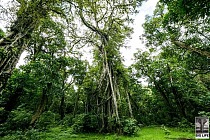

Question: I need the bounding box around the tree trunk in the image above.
[59,94,65,120]
[30,89,48,125]
[73,90,79,117]
[171,85,187,118]
[104,51,119,122]
[0,37,29,94]
[126,90,133,118]
[154,80,178,120]
[167,64,187,118]
[0,0,49,94]
[30,83,51,125]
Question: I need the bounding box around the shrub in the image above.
[122,118,138,136]
[71,114,86,133]
[85,114,98,132]
[72,114,99,133]
[6,108,32,131]
[24,128,41,140]
[36,111,58,130]
[178,118,193,128]
[61,114,74,126]
[107,116,118,129]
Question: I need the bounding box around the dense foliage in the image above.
[0,0,209,139]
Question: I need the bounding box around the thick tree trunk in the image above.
[0,0,48,94]
[30,89,48,125]
[0,36,30,94]
[30,83,51,125]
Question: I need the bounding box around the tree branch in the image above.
[78,3,108,45]
[172,40,210,58]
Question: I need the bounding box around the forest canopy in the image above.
[0,0,209,139]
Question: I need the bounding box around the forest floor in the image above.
[2,126,208,140]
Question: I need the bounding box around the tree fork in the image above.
[79,1,120,124]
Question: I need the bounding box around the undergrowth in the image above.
[0,126,200,140]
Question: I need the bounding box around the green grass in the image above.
[1,126,207,140]
[138,126,194,140]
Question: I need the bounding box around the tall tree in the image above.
[67,0,144,133]
[0,0,66,94]
[141,1,210,119]
[133,47,209,123]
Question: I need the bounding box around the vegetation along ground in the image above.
[1,126,202,140]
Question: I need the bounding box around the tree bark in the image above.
[30,89,48,125]
[30,83,51,125]
[0,0,49,94]
[105,51,119,121]
[126,90,133,118]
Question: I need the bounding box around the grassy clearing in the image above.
[1,126,207,140]
[138,126,194,140]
